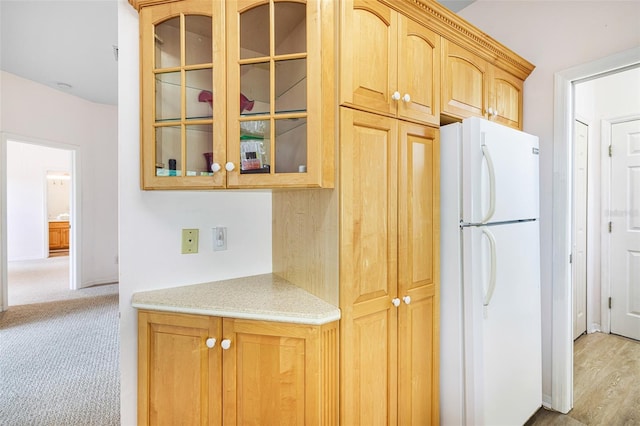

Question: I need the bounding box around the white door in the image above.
[462,220,542,426]
[573,120,588,339]
[461,117,539,224]
[610,119,640,341]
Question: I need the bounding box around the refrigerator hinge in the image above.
[609,297,612,309]
[608,221,612,233]
[609,145,612,157]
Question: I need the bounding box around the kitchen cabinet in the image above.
[338,108,439,425]
[138,310,338,425]
[48,221,69,251]
[135,0,333,190]
[340,0,440,126]
[441,38,524,129]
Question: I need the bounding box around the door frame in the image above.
[551,46,640,413]
[600,115,640,335]
[0,132,82,311]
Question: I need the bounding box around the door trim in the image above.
[551,46,640,414]
[0,132,82,311]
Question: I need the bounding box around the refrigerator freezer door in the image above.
[462,220,542,426]
[461,117,539,223]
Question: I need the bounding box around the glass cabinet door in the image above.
[228,0,318,187]
[140,1,225,189]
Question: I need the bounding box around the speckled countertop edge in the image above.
[131,273,340,325]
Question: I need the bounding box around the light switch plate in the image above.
[213,227,227,251]
[181,229,199,254]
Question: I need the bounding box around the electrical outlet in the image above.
[181,229,199,254]
[213,227,227,251]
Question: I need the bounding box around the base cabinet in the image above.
[48,221,69,251]
[138,310,338,425]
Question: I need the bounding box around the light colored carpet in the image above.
[8,256,118,306]
[1,257,120,425]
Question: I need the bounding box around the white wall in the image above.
[118,2,273,424]
[1,70,119,286]
[6,142,70,260]
[458,0,640,404]
[575,67,640,333]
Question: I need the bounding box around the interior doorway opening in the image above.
[552,47,640,414]
[1,135,80,309]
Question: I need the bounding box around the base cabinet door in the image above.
[137,311,222,426]
[138,311,338,425]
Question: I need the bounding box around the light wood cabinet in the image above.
[441,38,524,129]
[48,221,69,251]
[338,108,439,425]
[137,310,338,425]
[136,0,333,190]
[340,0,440,126]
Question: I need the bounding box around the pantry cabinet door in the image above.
[397,122,440,425]
[340,0,397,116]
[339,108,398,425]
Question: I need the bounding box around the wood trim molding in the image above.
[381,0,535,80]
[128,0,183,12]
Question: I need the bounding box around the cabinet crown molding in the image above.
[128,0,183,12]
[384,0,535,80]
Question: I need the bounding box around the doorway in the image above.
[552,47,640,414]
[1,135,80,310]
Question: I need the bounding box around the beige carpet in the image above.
[8,256,118,305]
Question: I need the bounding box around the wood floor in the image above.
[526,332,640,426]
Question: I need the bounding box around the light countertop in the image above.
[131,273,340,325]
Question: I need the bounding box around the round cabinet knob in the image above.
[403,295,411,305]
[206,337,216,348]
[402,93,411,103]
[221,339,231,350]
[492,108,499,117]
[210,162,221,173]
[392,91,401,101]
[392,298,401,307]
[225,162,235,172]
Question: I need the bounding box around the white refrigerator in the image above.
[440,117,542,426]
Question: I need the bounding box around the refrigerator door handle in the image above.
[480,137,496,223]
[481,226,497,307]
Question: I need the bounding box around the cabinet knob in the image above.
[225,162,235,172]
[402,93,411,103]
[221,339,231,350]
[403,295,411,305]
[211,162,221,173]
[392,298,401,307]
[206,337,216,348]
[392,91,401,101]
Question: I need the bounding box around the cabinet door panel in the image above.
[340,0,397,116]
[223,319,315,425]
[340,108,398,425]
[441,39,487,119]
[398,122,440,425]
[397,16,440,126]
[491,66,523,129]
[138,311,221,426]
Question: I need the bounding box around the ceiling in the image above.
[0,0,473,107]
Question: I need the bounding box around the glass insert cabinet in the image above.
[138,0,333,190]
